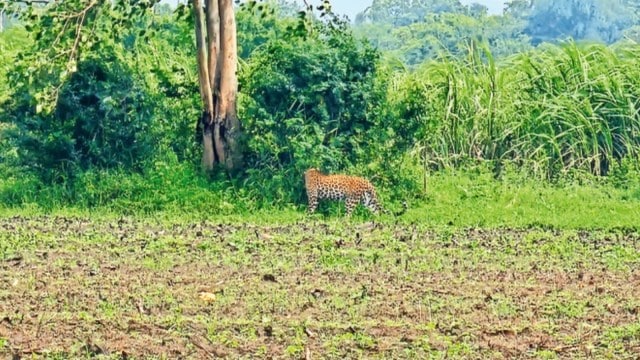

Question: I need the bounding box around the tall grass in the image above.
[393,41,640,179]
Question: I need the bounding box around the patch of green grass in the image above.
[600,322,640,356]
[543,294,588,319]
[534,349,559,359]
[488,295,519,318]
[98,300,120,320]
[601,245,640,270]
[602,322,640,341]
[2,165,640,231]
[141,255,175,271]
[404,168,640,230]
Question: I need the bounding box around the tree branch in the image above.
[192,0,214,115]
[16,0,52,4]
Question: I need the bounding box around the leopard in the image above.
[304,168,407,216]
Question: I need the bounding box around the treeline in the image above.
[0,0,639,212]
[354,0,640,66]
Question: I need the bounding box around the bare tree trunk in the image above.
[205,0,219,92]
[0,10,4,32]
[191,0,242,172]
[217,0,242,170]
[205,0,225,166]
[192,0,215,170]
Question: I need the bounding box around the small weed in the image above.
[488,295,519,318]
[544,294,588,319]
[534,349,559,359]
[602,323,640,343]
[98,301,119,320]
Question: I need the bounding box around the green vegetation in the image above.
[354,0,640,66]
[354,0,531,65]
[0,27,30,104]
[1,1,640,357]
[2,163,640,231]
[398,42,640,178]
[0,0,639,215]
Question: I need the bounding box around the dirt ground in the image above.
[1,216,639,359]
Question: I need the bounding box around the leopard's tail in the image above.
[383,201,408,217]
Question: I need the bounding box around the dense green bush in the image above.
[0,27,30,176]
[239,12,420,206]
[0,9,199,184]
[5,44,153,180]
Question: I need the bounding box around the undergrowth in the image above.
[2,157,640,230]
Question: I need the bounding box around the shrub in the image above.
[238,12,421,206]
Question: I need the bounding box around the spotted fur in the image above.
[304,168,406,216]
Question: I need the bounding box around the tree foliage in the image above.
[506,0,638,44]
[354,0,530,66]
[237,3,418,205]
[356,0,466,26]
[0,1,199,181]
[356,0,640,68]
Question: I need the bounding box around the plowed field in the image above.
[1,216,639,359]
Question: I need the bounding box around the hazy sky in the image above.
[161,1,507,21]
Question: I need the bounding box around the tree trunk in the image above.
[191,0,242,172]
[192,0,215,170]
[205,0,219,92]
[216,0,242,170]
